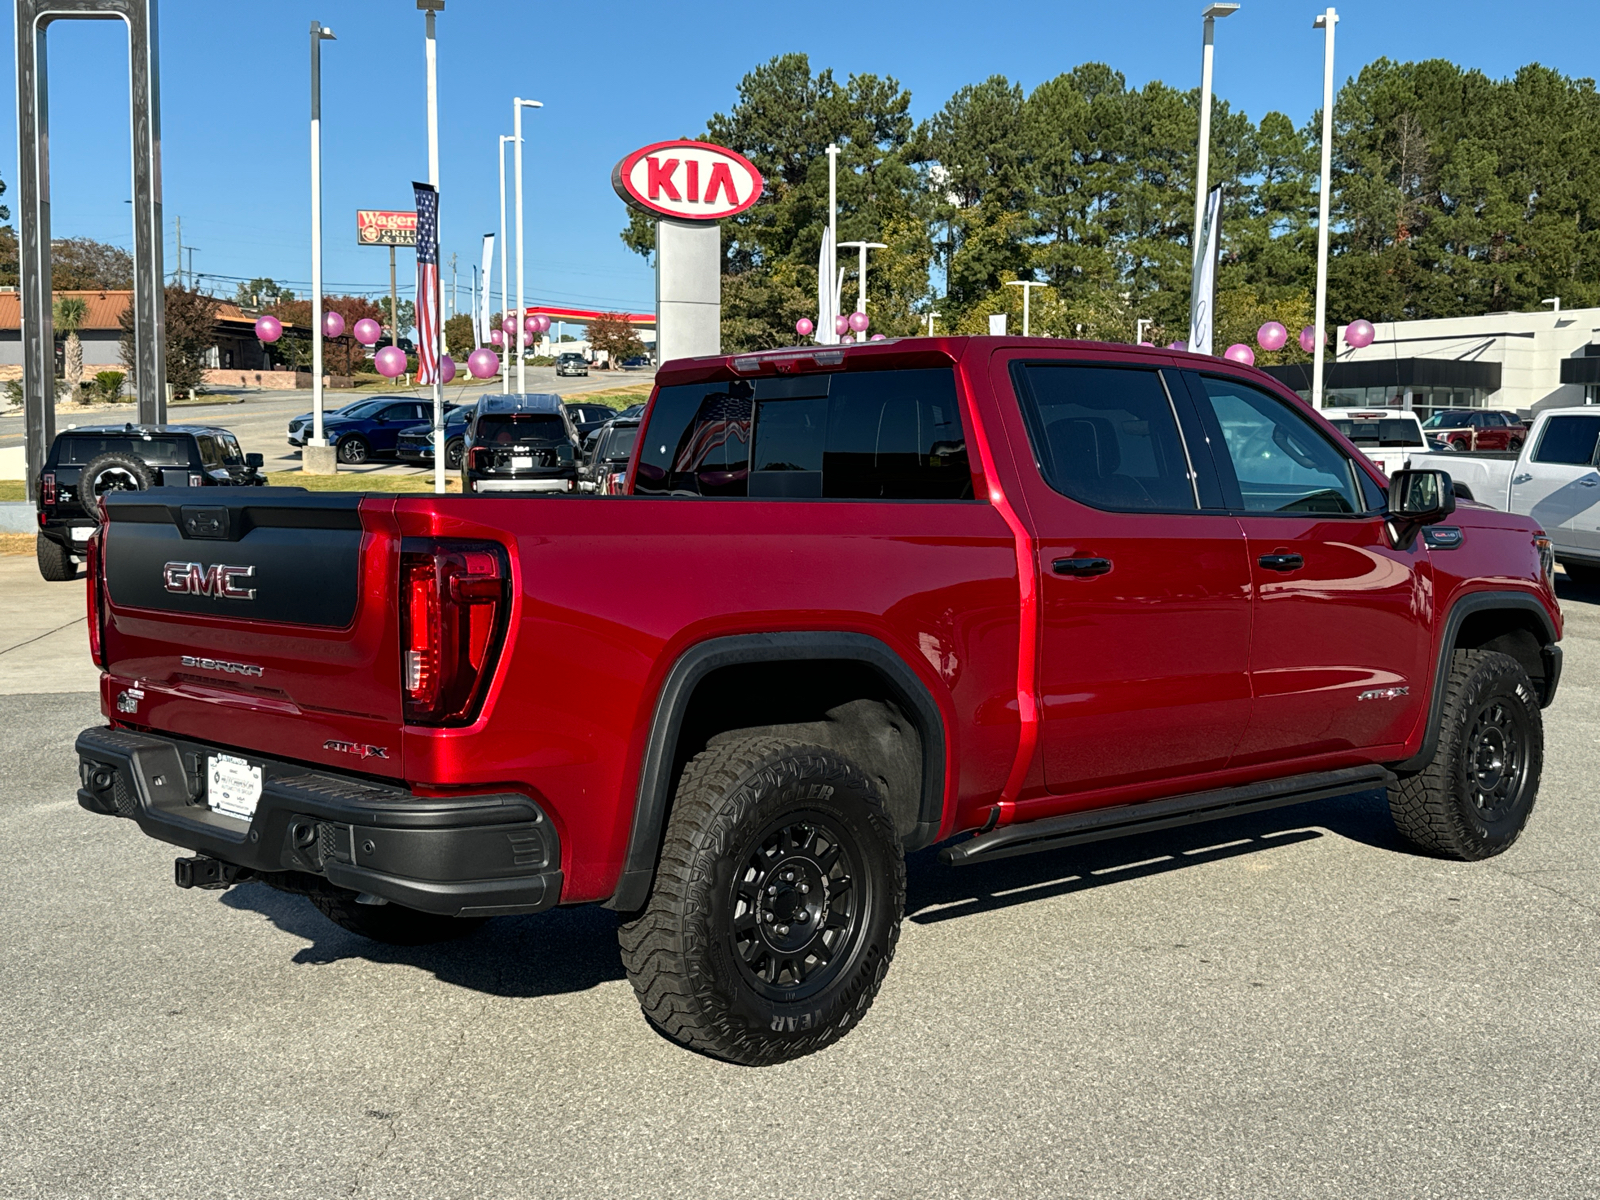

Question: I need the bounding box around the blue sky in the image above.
[3,0,1597,317]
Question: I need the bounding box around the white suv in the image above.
[1320,408,1428,478]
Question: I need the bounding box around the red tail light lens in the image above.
[85,528,105,667]
[400,538,509,725]
[41,473,55,506]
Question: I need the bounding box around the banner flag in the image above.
[1188,184,1223,357]
[479,233,495,347]
[413,182,440,385]
[816,225,837,345]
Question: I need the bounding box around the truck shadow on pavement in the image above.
[217,788,1401,995]
[905,786,1400,925]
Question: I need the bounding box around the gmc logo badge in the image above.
[163,561,257,600]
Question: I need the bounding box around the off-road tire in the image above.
[336,435,370,465]
[80,450,155,498]
[1389,649,1542,860]
[444,437,465,471]
[35,533,77,581]
[617,736,905,1066]
[1562,562,1600,588]
[307,890,486,945]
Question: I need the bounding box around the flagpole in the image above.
[514,98,542,393]
[424,2,444,493]
[499,134,513,393]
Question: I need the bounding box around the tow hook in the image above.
[173,856,249,890]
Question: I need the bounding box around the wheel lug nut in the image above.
[778,925,790,935]
[796,912,809,923]
[767,886,777,896]
[764,912,774,923]
[800,884,809,894]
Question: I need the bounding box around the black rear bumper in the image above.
[75,726,561,917]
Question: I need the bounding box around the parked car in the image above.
[1421,409,1527,453]
[616,402,646,419]
[35,423,263,581]
[577,416,639,494]
[284,398,381,442]
[1321,408,1429,478]
[287,396,436,464]
[394,405,469,471]
[565,402,618,444]
[555,352,588,378]
[77,337,1561,1069]
[462,392,580,493]
[1411,407,1600,582]
[620,355,651,370]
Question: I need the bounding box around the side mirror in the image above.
[245,452,265,470]
[1386,469,1456,550]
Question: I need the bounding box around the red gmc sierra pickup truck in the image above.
[75,337,1563,1066]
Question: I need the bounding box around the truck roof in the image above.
[474,393,564,414]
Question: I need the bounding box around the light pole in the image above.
[838,240,887,318]
[1005,279,1046,337]
[1311,7,1337,409]
[499,133,515,392]
[926,310,939,337]
[824,143,840,344]
[1135,317,1152,344]
[1193,3,1239,271]
[307,21,335,462]
[514,97,543,392]
[420,0,445,492]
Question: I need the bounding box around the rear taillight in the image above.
[41,473,55,506]
[85,528,106,667]
[189,473,203,487]
[400,538,509,726]
[470,446,493,471]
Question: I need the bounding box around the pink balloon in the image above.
[1224,343,1256,366]
[537,314,552,333]
[869,333,887,341]
[439,354,457,384]
[374,345,407,378]
[254,315,283,343]
[1167,340,1188,351]
[502,315,519,336]
[1256,321,1287,352]
[795,318,815,337]
[322,310,346,339]
[1344,319,1376,349]
[467,347,499,379]
[847,311,869,333]
[839,333,856,344]
[524,314,542,336]
[488,328,504,347]
[1138,340,1154,347]
[1298,325,1320,354]
[353,317,382,346]
[834,314,849,336]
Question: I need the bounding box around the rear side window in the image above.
[1532,415,1600,466]
[1011,364,1196,511]
[60,436,191,468]
[634,368,970,500]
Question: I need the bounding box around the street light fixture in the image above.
[1193,3,1239,271]
[1310,7,1338,409]
[514,97,543,392]
[926,310,940,337]
[1005,279,1046,337]
[499,133,517,392]
[307,21,336,461]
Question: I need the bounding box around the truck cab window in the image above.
[1011,364,1196,511]
[1197,376,1361,514]
[1532,415,1600,465]
[634,381,753,497]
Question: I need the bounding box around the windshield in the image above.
[337,400,392,420]
[1423,412,1473,429]
[476,413,568,445]
[1329,418,1425,448]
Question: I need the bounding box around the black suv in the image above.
[462,394,580,494]
[36,424,264,581]
[577,416,639,495]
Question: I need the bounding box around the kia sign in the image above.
[611,140,763,222]
[357,209,417,246]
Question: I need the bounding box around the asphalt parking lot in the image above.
[1,567,1596,1199]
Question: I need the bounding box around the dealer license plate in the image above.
[512,456,533,470]
[207,753,262,821]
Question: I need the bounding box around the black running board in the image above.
[940,765,1395,867]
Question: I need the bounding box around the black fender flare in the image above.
[1394,589,1560,774]
[603,631,948,911]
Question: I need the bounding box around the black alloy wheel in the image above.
[444,437,464,471]
[1464,695,1531,824]
[337,435,370,465]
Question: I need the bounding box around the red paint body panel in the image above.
[93,336,1563,906]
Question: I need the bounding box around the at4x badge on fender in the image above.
[324,740,389,760]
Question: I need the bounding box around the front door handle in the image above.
[1053,557,1112,578]
[1258,553,1304,572]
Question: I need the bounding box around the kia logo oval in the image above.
[611,140,763,222]
[163,561,257,600]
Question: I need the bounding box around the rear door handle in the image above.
[1052,557,1112,577]
[1258,553,1304,572]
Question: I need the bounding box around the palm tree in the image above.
[53,296,88,400]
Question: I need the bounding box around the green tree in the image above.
[587,313,645,365]
[52,296,88,396]
[444,312,475,359]
[119,284,218,392]
[234,277,294,309]
[376,295,414,340]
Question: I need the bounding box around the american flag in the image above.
[673,389,752,474]
[413,182,440,385]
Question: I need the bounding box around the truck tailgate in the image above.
[98,489,406,778]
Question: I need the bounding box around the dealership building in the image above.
[1264,305,1600,419]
